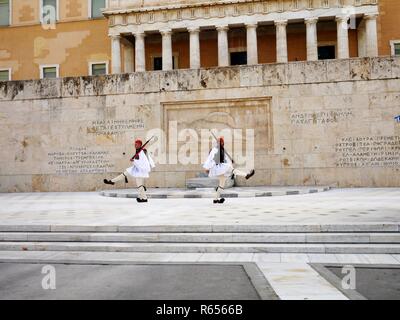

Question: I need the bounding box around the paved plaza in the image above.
[0,188,399,226]
[0,187,399,300]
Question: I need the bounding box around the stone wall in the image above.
[0,56,399,192]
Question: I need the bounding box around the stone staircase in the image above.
[0,224,399,254]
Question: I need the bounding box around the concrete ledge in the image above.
[1,242,400,254]
[0,223,398,233]
[100,186,331,199]
[1,232,399,243]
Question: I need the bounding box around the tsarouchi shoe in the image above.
[136,198,148,203]
[103,179,115,185]
[213,198,225,204]
[245,169,255,180]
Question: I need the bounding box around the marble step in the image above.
[0,232,400,243]
[1,242,400,254]
[186,177,234,189]
[0,223,398,233]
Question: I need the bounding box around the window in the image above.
[230,51,247,66]
[41,0,58,23]
[40,65,59,79]
[0,0,10,26]
[89,62,108,75]
[0,69,11,81]
[318,45,336,60]
[391,41,400,56]
[395,44,400,56]
[90,0,105,18]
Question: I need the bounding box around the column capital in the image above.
[274,20,288,27]
[335,15,350,23]
[110,34,121,39]
[364,13,378,21]
[216,25,229,32]
[305,17,318,25]
[133,32,146,39]
[188,26,200,33]
[160,28,172,36]
[245,23,258,29]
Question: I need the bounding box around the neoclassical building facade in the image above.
[105,0,381,74]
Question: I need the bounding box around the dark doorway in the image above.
[152,56,176,70]
[318,45,336,60]
[153,57,162,70]
[230,51,247,65]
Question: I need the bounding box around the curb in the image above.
[100,186,332,199]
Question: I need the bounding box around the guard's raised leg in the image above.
[232,168,255,180]
[104,171,129,185]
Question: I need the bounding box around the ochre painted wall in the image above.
[0,19,110,80]
[378,0,400,55]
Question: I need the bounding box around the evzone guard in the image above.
[103,138,155,203]
[203,136,255,204]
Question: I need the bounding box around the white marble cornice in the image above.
[108,2,378,35]
[104,0,379,17]
[104,0,264,15]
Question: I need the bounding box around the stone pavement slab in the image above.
[0,188,399,227]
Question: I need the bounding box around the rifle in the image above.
[210,131,234,164]
[130,136,155,161]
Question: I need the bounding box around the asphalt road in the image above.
[328,265,400,300]
[0,263,261,300]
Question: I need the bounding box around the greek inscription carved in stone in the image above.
[290,109,353,125]
[335,136,400,167]
[48,147,114,174]
[87,119,145,136]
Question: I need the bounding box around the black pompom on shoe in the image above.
[103,179,115,185]
[213,198,225,204]
[245,169,255,180]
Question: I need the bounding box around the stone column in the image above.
[123,40,134,73]
[216,25,229,67]
[246,23,258,65]
[336,16,350,59]
[305,18,318,61]
[275,20,288,63]
[134,32,146,72]
[111,35,122,74]
[364,14,378,57]
[188,27,201,69]
[161,29,173,71]
[357,19,367,57]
